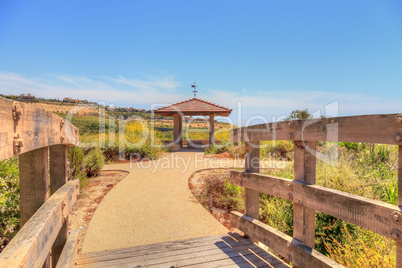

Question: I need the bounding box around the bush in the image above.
[260,140,293,160]
[199,172,244,212]
[205,143,245,158]
[83,148,106,177]
[68,146,84,179]
[0,157,20,251]
[326,225,395,267]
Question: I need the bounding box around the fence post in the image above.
[49,145,69,268]
[19,147,51,268]
[397,145,402,268]
[244,141,260,220]
[293,141,316,248]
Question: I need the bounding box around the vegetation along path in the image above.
[81,150,243,253]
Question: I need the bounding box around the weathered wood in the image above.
[230,170,291,200]
[0,180,79,268]
[230,170,402,240]
[293,141,316,248]
[209,114,215,145]
[0,97,79,161]
[50,145,68,194]
[75,233,288,268]
[173,114,182,147]
[19,147,50,226]
[49,144,69,268]
[397,145,402,268]
[232,113,402,145]
[230,211,344,268]
[55,229,80,268]
[244,142,260,220]
[78,233,249,260]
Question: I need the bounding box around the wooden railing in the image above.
[230,114,402,268]
[0,97,80,268]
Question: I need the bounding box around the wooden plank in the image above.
[230,170,291,201]
[232,113,402,145]
[0,180,79,268]
[397,145,402,268]
[75,234,285,268]
[78,233,248,260]
[19,147,51,267]
[0,97,79,161]
[230,171,402,240]
[77,234,254,265]
[77,241,255,266]
[230,211,344,268]
[244,142,260,220]
[55,229,80,268]
[293,141,316,248]
[50,144,69,268]
[19,147,50,226]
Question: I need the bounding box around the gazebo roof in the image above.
[153,98,232,117]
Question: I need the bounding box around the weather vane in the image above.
[191,82,197,98]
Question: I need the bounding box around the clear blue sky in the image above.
[1,0,401,123]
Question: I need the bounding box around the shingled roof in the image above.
[153,98,232,116]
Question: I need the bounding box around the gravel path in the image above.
[81,150,239,253]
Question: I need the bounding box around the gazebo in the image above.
[153,97,232,150]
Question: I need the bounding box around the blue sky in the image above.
[0,0,401,123]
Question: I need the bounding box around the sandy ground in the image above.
[68,170,128,253]
[79,150,288,253]
[80,150,239,253]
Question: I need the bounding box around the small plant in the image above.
[260,140,293,160]
[382,179,397,205]
[205,143,245,158]
[68,146,84,179]
[0,157,20,252]
[83,147,106,177]
[325,225,395,267]
[199,172,244,212]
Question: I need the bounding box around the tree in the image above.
[286,109,312,120]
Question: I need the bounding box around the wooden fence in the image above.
[0,97,80,268]
[230,114,402,268]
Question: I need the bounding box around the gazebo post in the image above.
[173,114,181,147]
[153,98,231,150]
[209,114,215,145]
[179,114,183,147]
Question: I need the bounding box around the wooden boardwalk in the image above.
[74,233,289,268]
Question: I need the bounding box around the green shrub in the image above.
[68,146,84,180]
[83,148,106,177]
[205,144,226,155]
[0,157,20,251]
[326,225,395,267]
[205,143,245,158]
[260,140,293,160]
[259,195,293,236]
[199,172,244,212]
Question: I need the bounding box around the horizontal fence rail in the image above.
[0,97,79,160]
[229,113,402,268]
[231,113,402,145]
[55,229,81,268]
[230,171,401,241]
[0,180,79,267]
[230,212,344,268]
